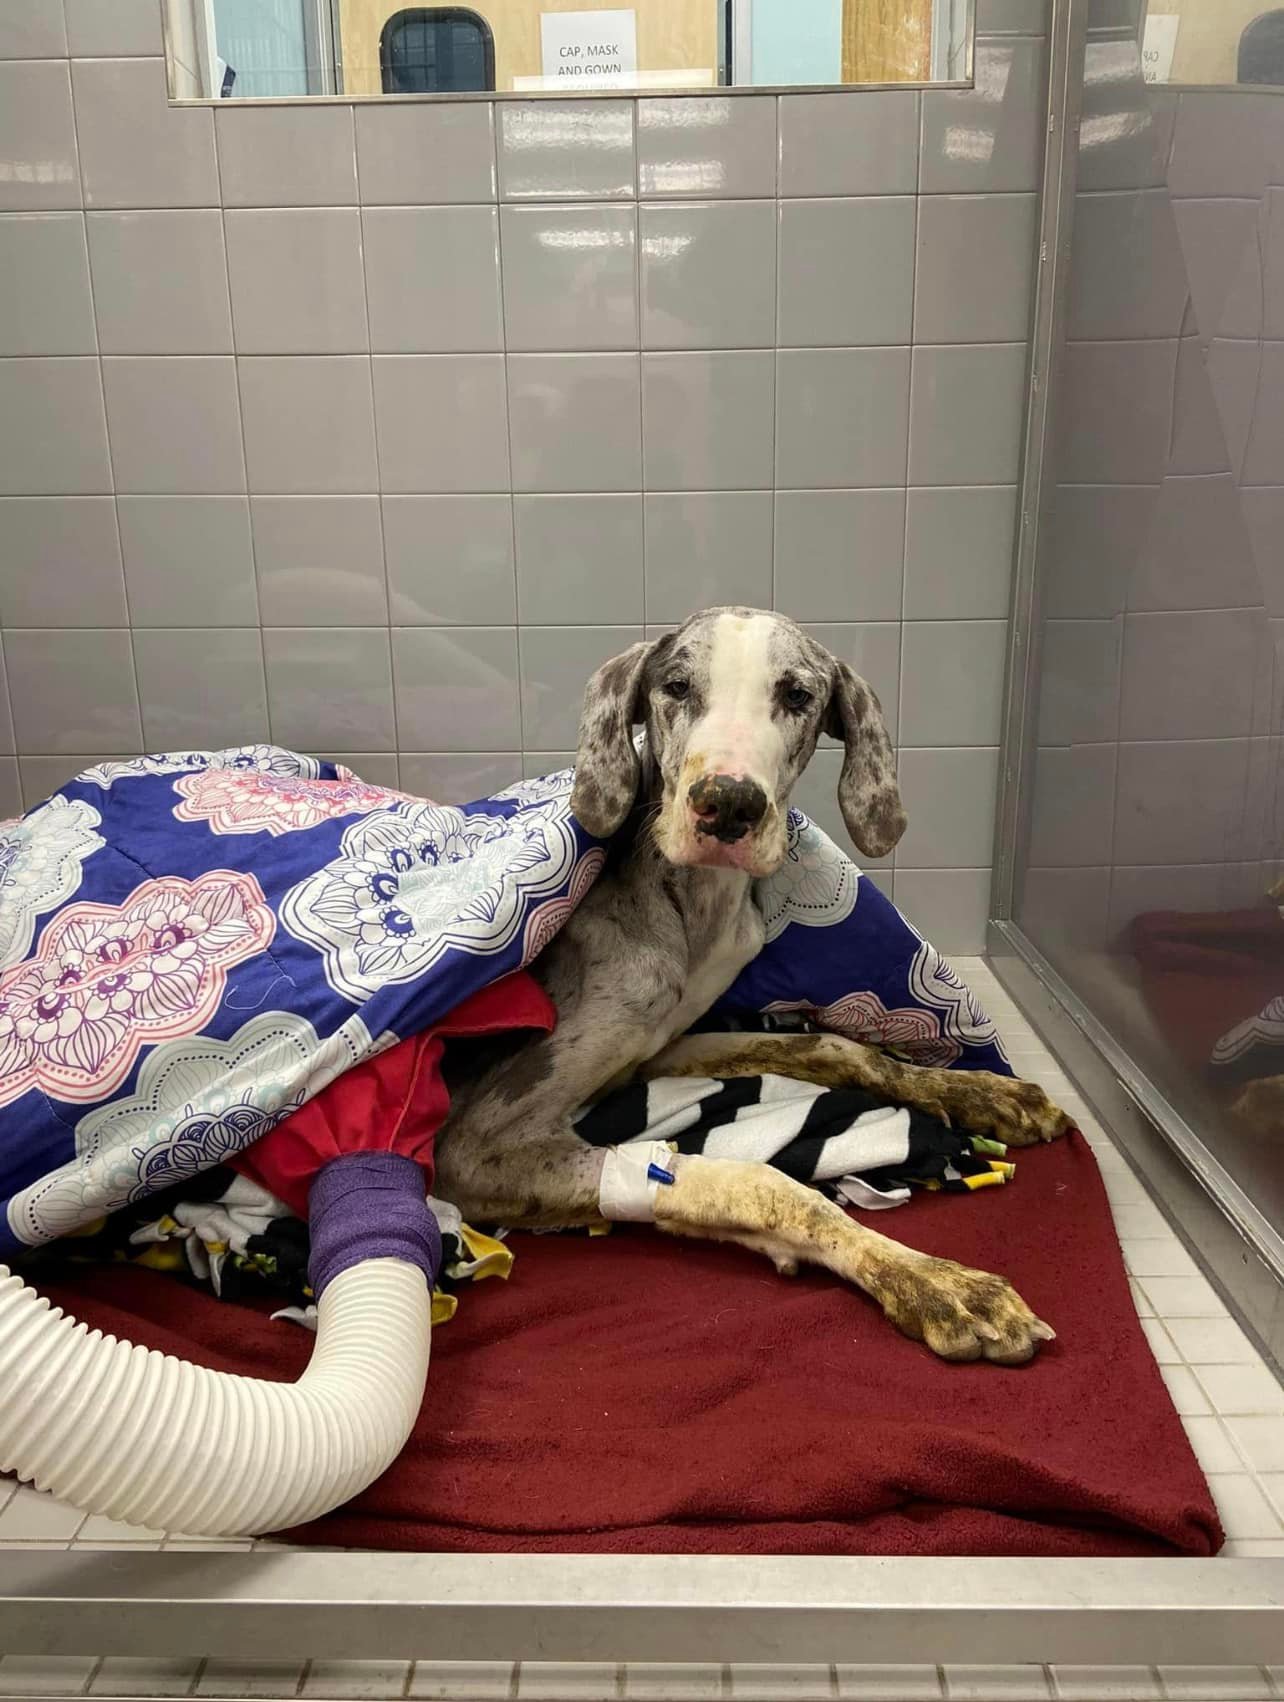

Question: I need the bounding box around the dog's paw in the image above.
[941,1071,1073,1147]
[873,1253,1056,1366]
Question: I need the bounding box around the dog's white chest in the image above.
[648,896,765,1057]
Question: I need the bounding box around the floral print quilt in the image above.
[0,746,1010,1259]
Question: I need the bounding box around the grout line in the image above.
[895,140,924,872]
[769,123,780,623]
[64,53,145,762]
[353,129,402,782]
[211,94,271,751]
[633,189,645,632]
[492,114,526,761]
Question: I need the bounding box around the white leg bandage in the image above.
[598,1141,679,1223]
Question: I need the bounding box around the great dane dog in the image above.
[436,607,1071,1365]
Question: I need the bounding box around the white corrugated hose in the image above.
[0,1254,431,1537]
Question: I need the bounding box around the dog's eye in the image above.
[782,685,813,711]
[662,679,691,702]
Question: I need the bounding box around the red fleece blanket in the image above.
[36,1130,1219,1557]
[230,971,557,1217]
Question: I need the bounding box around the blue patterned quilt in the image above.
[0,746,1010,1259]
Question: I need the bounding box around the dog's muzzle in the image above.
[688,774,769,844]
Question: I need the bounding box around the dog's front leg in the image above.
[652,1155,1055,1365]
[643,1032,1071,1147]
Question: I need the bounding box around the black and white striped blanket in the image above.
[574,1071,1011,1211]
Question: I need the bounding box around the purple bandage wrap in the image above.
[307,1151,441,1300]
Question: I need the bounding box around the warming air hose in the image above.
[0,1152,438,1538]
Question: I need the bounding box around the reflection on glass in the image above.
[1015,7,1284,1231]
[1143,0,1284,86]
[164,0,973,100]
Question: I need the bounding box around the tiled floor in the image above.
[0,957,1280,1699]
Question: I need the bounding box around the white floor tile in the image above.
[1160,1364,1212,1415]
[75,1513,165,1544]
[1077,1122,1115,1150]
[1048,1667,1161,1700]
[1226,1416,1284,1474]
[1206,1474,1284,1539]
[1164,1318,1259,1365]
[942,1666,1049,1699]
[1140,1317,1180,1363]
[518,1662,621,1700]
[1109,1202,1172,1238]
[1257,1473,1284,1517]
[0,1655,99,1696]
[624,1666,724,1700]
[162,1538,255,1550]
[727,1667,833,1700]
[194,1658,306,1696]
[836,1668,941,1700]
[75,1538,165,1551]
[1102,1170,1148,1206]
[1129,1279,1154,1317]
[1121,1239,1199,1279]
[409,1662,515,1699]
[1087,1138,1127,1166]
[1156,1667,1273,1698]
[90,1656,204,1696]
[0,1485,84,1542]
[1140,1277,1229,1320]
[1225,1538,1284,1554]
[303,1660,413,1698]
[1182,1416,1247,1474]
[1195,1362,1284,1415]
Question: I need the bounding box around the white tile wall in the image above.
[0,7,1056,949]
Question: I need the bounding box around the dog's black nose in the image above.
[688,774,769,843]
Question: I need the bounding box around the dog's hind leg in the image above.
[435,1120,611,1231]
[641,1031,1071,1147]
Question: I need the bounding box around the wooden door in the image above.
[842,0,933,82]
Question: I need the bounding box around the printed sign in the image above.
[1141,14,1179,83]
[540,9,638,85]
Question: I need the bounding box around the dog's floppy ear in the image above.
[570,641,653,838]
[823,662,907,859]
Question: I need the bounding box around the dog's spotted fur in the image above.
[434,608,1067,1364]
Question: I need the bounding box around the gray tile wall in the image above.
[1019,4,1284,964]
[0,0,1052,952]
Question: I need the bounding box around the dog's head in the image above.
[569,607,906,877]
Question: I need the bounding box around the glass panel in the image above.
[1014,0,1284,1231]
[212,0,312,96]
[165,0,974,100]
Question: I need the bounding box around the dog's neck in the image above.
[610,785,755,965]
